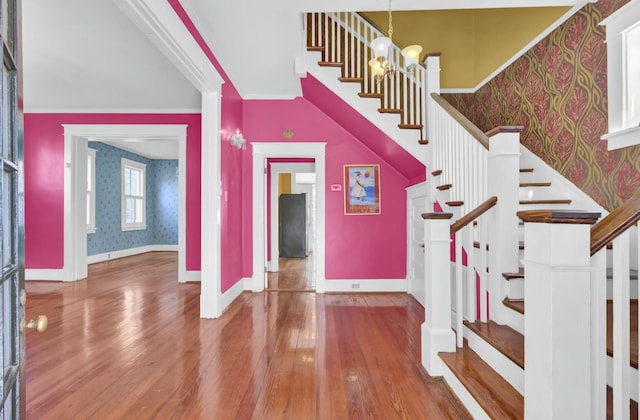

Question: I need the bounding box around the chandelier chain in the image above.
[387,6,393,41]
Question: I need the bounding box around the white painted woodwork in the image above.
[591,249,607,419]
[522,220,594,419]
[612,231,631,419]
[200,92,222,318]
[406,183,427,307]
[422,214,456,376]
[486,130,521,325]
[251,143,326,293]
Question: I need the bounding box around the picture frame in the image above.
[344,164,381,215]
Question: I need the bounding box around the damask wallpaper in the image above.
[443,0,639,211]
[87,141,178,256]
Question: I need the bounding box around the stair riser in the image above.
[465,326,524,395]
[507,278,524,300]
[504,307,524,335]
[441,365,493,419]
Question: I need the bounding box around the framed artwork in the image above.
[344,164,381,215]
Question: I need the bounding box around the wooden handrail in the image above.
[591,189,640,256]
[431,93,490,150]
[450,196,498,235]
[485,126,524,137]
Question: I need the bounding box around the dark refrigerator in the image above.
[279,193,307,258]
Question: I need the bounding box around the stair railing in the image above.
[590,191,640,419]
[428,93,522,326]
[306,12,425,138]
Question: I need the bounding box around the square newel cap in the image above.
[422,212,453,220]
[517,210,601,225]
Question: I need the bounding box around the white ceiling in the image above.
[22,0,582,112]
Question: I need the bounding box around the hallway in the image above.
[25,252,469,418]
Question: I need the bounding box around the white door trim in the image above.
[62,124,187,282]
[252,143,326,293]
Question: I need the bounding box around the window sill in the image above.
[121,225,147,232]
[601,125,640,151]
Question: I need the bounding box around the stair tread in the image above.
[307,46,324,52]
[446,201,464,207]
[503,298,525,315]
[520,182,551,187]
[520,168,534,173]
[378,108,403,114]
[358,92,383,99]
[338,77,363,83]
[418,139,429,145]
[440,345,524,419]
[437,184,452,191]
[317,61,344,67]
[464,320,524,369]
[398,123,423,130]
[519,199,572,205]
[502,267,524,280]
[431,169,442,176]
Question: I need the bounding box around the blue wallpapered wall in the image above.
[87,141,179,256]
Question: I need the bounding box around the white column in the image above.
[200,91,222,318]
[519,209,600,419]
[486,128,521,324]
[422,212,455,376]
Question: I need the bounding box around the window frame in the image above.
[121,157,147,231]
[601,1,640,150]
[87,148,97,234]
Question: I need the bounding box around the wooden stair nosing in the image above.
[307,46,324,52]
[520,182,552,187]
[431,169,443,176]
[463,320,525,369]
[358,92,383,99]
[338,77,364,83]
[317,61,344,68]
[398,123,423,130]
[503,298,525,315]
[418,139,429,145]
[440,345,524,419]
[437,184,452,191]
[519,199,572,205]
[502,267,524,280]
[520,168,534,173]
[519,241,524,250]
[446,201,464,207]
[378,108,403,114]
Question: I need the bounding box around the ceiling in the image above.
[22,0,583,111]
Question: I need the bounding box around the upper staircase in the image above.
[301,11,640,419]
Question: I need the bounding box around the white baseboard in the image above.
[182,270,201,282]
[323,279,407,293]
[220,279,245,313]
[243,277,255,290]
[25,269,65,281]
[87,244,178,265]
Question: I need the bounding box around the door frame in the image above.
[62,124,188,282]
[406,182,427,306]
[252,143,326,292]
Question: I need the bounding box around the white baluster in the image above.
[455,229,463,347]
[590,249,607,419]
[466,223,477,321]
[613,231,630,419]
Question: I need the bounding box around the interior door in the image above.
[408,190,426,307]
[1,0,27,416]
[279,194,307,258]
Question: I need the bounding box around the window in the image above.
[601,2,640,149]
[87,148,97,233]
[121,158,146,231]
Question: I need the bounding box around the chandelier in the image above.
[368,2,423,83]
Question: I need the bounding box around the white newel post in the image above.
[518,210,601,419]
[421,212,456,376]
[486,127,522,324]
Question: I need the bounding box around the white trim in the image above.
[86,245,178,265]
[252,142,326,293]
[87,147,97,234]
[25,269,65,281]
[62,124,188,283]
[24,108,203,114]
[601,125,640,150]
[113,0,224,92]
[406,182,427,306]
[440,88,476,94]
[242,94,298,100]
[199,92,222,318]
[185,270,201,282]
[220,279,244,313]
[323,279,408,293]
[440,363,492,419]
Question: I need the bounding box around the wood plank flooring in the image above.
[25,252,470,419]
[267,256,315,291]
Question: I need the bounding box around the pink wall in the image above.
[242,98,412,280]
[170,0,245,292]
[24,113,202,270]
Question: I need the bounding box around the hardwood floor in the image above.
[25,252,470,419]
[267,255,315,291]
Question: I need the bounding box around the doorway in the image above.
[62,124,188,282]
[267,164,317,291]
[251,143,326,293]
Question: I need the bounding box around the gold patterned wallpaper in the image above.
[443,0,639,211]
